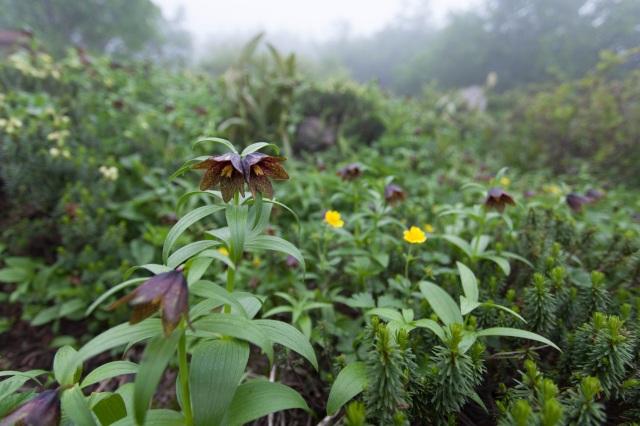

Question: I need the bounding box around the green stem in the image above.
[178,323,194,426]
[405,245,414,281]
[473,212,487,263]
[224,266,235,314]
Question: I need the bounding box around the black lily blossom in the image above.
[384,184,407,206]
[191,152,246,202]
[241,152,289,199]
[337,163,361,181]
[108,270,190,337]
[484,187,516,213]
[566,193,591,212]
[0,390,61,426]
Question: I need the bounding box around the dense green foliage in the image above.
[1,39,640,424]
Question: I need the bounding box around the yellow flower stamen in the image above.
[221,164,233,178]
[325,210,344,228]
[404,226,427,244]
[252,164,264,176]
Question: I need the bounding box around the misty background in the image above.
[1,0,638,94]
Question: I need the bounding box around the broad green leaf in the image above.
[0,268,29,283]
[457,262,479,302]
[78,320,162,362]
[123,264,172,281]
[191,313,273,363]
[189,280,247,317]
[477,327,561,351]
[187,257,213,284]
[197,249,235,270]
[92,393,127,425]
[31,299,84,326]
[234,292,263,319]
[480,254,511,276]
[458,331,478,353]
[190,340,249,425]
[326,362,368,415]
[240,142,279,156]
[85,278,147,316]
[0,370,48,386]
[364,308,405,323]
[168,156,210,183]
[254,319,318,370]
[163,205,226,264]
[226,205,248,265]
[440,235,473,258]
[244,235,305,276]
[412,319,445,341]
[54,345,82,386]
[470,235,491,255]
[81,361,139,388]
[480,302,526,323]
[61,384,96,425]
[133,332,182,425]
[419,281,463,326]
[193,137,237,153]
[460,296,482,316]
[167,240,221,269]
[221,380,310,426]
[111,409,185,426]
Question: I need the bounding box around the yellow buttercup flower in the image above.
[500,177,510,186]
[404,226,427,244]
[424,224,435,233]
[325,210,344,228]
[252,257,261,267]
[218,247,229,256]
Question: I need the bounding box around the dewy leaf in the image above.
[477,327,561,352]
[190,340,249,425]
[326,362,369,415]
[244,235,305,276]
[221,380,310,426]
[254,319,318,370]
[133,332,182,425]
[226,205,248,266]
[163,204,226,264]
[81,361,139,389]
[53,345,82,386]
[61,384,97,425]
[457,262,479,302]
[193,137,237,153]
[241,142,279,157]
[419,281,463,326]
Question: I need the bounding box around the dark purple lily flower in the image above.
[566,193,591,212]
[384,184,406,206]
[337,163,361,181]
[241,152,289,200]
[108,270,190,337]
[484,187,516,213]
[585,189,604,202]
[0,390,61,426]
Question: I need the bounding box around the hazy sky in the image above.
[153,0,478,43]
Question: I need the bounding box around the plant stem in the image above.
[178,324,194,426]
[405,245,414,281]
[224,266,235,314]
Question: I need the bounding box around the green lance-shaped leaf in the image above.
[221,380,310,426]
[457,262,479,302]
[440,235,474,258]
[226,204,248,266]
[326,361,369,415]
[192,137,237,153]
[176,190,223,215]
[419,281,463,326]
[244,235,305,276]
[190,340,250,425]
[413,319,446,341]
[479,254,511,276]
[133,331,182,425]
[123,264,173,281]
[168,156,211,184]
[163,204,226,264]
[477,327,561,351]
[86,278,147,316]
[61,384,97,425]
[241,142,280,157]
[254,319,318,370]
[167,240,221,269]
[189,280,247,318]
[92,393,127,425]
[191,313,273,364]
[78,319,163,362]
[54,345,83,386]
[81,361,139,388]
[364,308,405,324]
[110,409,185,426]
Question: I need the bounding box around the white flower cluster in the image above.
[99,166,119,181]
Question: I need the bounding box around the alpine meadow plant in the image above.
[0,138,316,425]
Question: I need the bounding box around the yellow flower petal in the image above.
[404,226,427,244]
[324,210,344,228]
